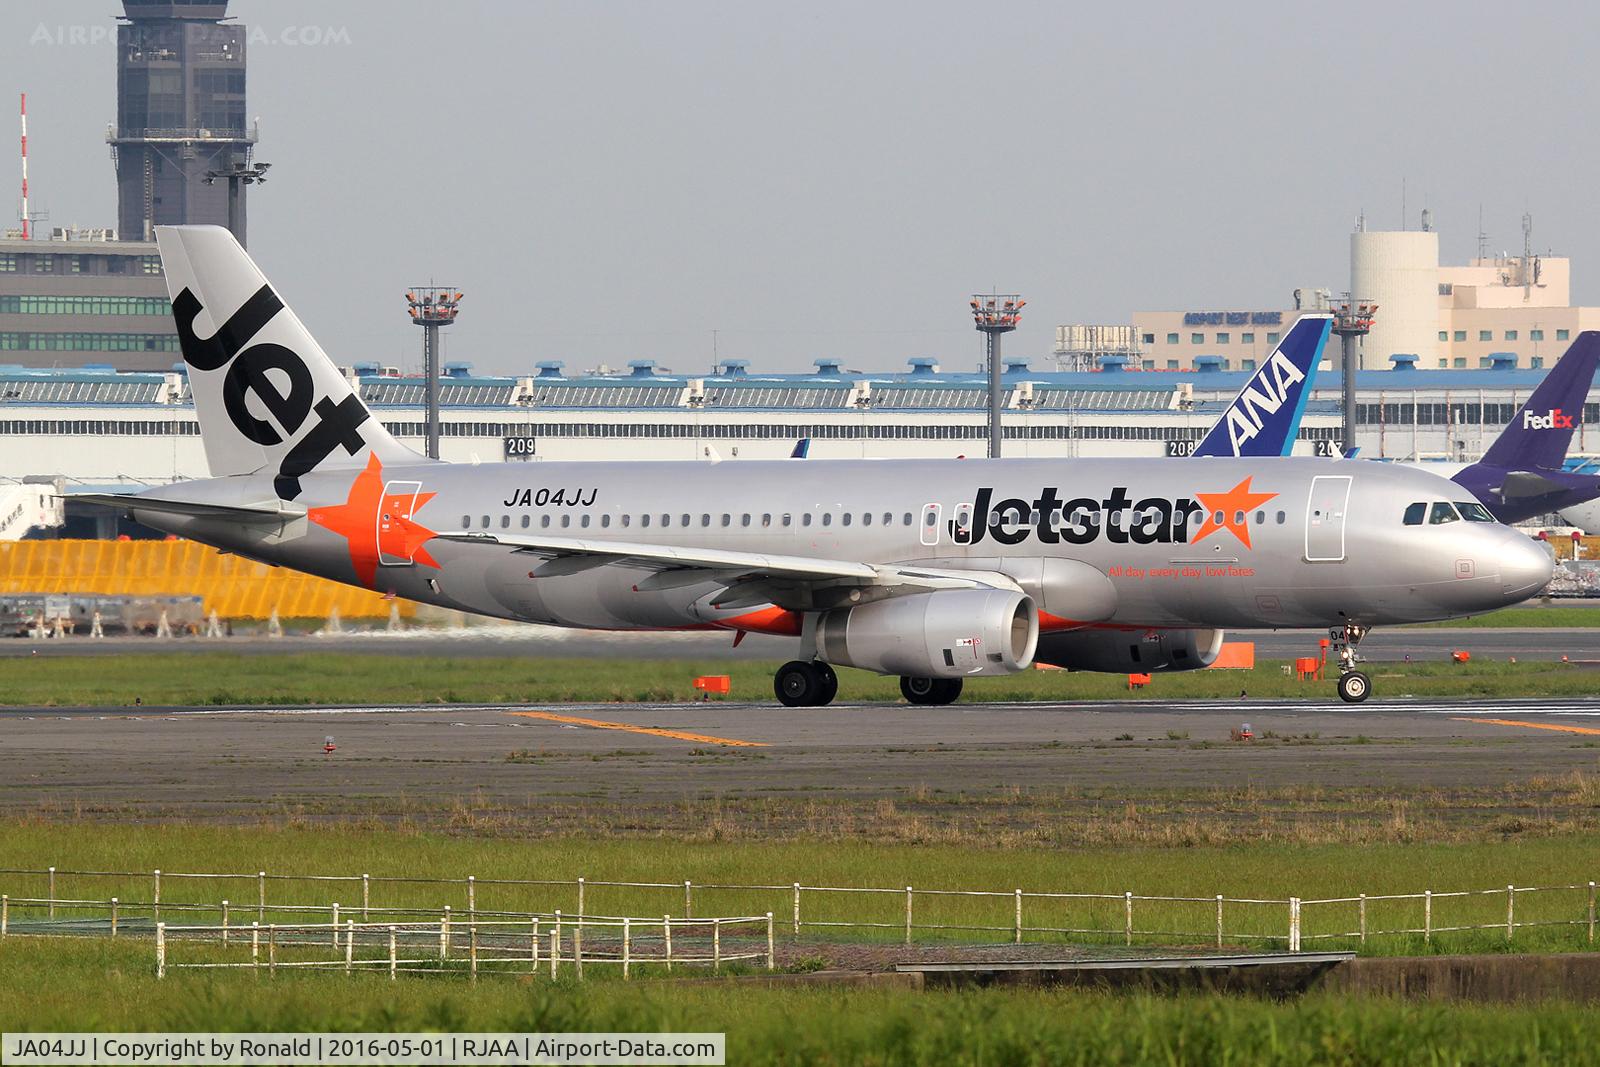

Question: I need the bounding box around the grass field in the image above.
[3,937,1597,1066]
[4,651,1600,705]
[4,824,1597,958]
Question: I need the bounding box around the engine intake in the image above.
[815,588,1038,678]
[1034,628,1224,673]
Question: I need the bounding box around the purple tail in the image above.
[1479,332,1600,471]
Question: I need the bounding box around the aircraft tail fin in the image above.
[154,225,419,499]
[790,437,811,458]
[1478,332,1600,472]
[1192,314,1331,458]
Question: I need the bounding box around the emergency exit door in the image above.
[378,480,423,566]
[1304,475,1351,563]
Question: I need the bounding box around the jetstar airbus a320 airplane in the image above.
[83,228,1555,706]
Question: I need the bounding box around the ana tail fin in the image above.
[1478,332,1600,472]
[1192,314,1331,458]
[155,225,419,499]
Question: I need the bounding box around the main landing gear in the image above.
[899,676,963,706]
[1329,623,1371,704]
[774,660,838,707]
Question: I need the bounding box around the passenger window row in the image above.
[460,511,920,532]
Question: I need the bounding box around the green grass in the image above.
[1,940,1598,1063]
[1403,604,1600,628]
[4,824,1597,958]
[3,652,1599,706]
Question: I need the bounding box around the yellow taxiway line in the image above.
[508,711,768,747]
[1452,717,1600,737]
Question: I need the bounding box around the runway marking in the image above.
[507,711,768,747]
[1452,717,1600,737]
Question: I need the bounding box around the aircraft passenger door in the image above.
[1304,475,1352,563]
[920,503,942,547]
[378,480,423,566]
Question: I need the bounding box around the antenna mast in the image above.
[18,93,29,240]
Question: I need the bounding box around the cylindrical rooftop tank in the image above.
[1351,230,1439,370]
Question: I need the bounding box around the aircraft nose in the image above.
[1498,532,1555,601]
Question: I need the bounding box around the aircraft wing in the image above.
[430,530,1022,611]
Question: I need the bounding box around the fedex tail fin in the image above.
[1478,332,1600,472]
[155,226,419,499]
[1191,314,1331,458]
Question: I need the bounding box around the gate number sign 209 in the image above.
[503,436,537,459]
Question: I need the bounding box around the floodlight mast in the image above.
[201,159,270,249]
[1330,299,1377,456]
[972,294,1024,459]
[406,287,464,460]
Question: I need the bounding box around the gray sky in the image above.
[10,1,1600,376]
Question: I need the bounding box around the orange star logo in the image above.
[307,454,441,588]
[1192,476,1278,550]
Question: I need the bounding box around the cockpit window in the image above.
[1429,501,1461,525]
[1456,502,1496,523]
[1403,502,1426,526]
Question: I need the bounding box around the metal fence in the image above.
[1,865,1595,972]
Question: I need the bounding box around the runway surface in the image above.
[4,626,1600,662]
[5,696,1600,822]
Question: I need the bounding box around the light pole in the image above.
[971,294,1024,459]
[1330,300,1378,456]
[406,287,464,460]
[202,160,270,248]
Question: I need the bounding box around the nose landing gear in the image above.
[1330,623,1371,703]
[774,660,839,707]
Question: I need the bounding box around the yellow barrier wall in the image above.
[0,539,415,620]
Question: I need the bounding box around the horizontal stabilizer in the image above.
[67,493,302,523]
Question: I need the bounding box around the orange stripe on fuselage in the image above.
[508,711,768,747]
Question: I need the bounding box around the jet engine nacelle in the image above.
[1034,627,1224,673]
[815,588,1038,678]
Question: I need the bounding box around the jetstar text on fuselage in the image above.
[1220,347,1307,455]
[953,486,1208,546]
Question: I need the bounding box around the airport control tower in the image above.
[108,0,257,242]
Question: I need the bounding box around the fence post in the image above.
[574,917,583,981]
[156,921,166,979]
[905,886,913,945]
[440,906,451,960]
[251,922,260,969]
[576,877,584,919]
[549,927,558,980]
[793,883,801,935]
[468,876,476,927]
[1215,895,1223,949]
[362,875,370,922]
[469,920,478,982]
[220,900,228,945]
[257,871,266,924]
[2,894,7,937]
[111,897,119,938]
[331,903,340,948]
[1589,882,1596,944]
[345,920,355,972]
[1289,898,1301,953]
[1507,885,1515,943]
[268,925,277,973]
[388,926,397,980]
[1014,890,1023,944]
[766,913,775,971]
[1359,894,1367,945]
[152,869,161,924]
[1124,892,1133,946]
[1424,891,1432,944]
[684,880,692,918]
[622,917,631,979]
[47,867,55,920]
[713,917,722,973]
[531,918,539,971]
[663,916,672,973]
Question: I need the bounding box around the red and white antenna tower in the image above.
[19,93,30,240]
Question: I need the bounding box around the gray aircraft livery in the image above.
[84,228,1555,706]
